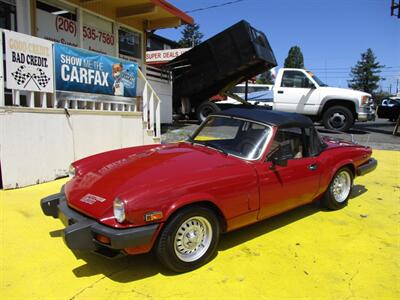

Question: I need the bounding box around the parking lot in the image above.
[1,149,399,300]
[162,118,400,150]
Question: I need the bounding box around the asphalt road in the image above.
[162,118,400,150]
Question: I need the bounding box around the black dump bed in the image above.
[168,20,277,111]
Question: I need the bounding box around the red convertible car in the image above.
[41,108,377,272]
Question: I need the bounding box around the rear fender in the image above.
[321,159,355,193]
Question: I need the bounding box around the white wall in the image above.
[0,108,145,189]
[148,78,173,124]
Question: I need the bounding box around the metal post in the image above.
[245,80,248,101]
[156,98,161,138]
[149,91,154,132]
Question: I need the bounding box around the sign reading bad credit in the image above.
[5,30,54,93]
[55,44,138,97]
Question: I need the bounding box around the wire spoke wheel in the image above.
[330,170,352,203]
[174,216,212,262]
[323,167,353,210]
[156,206,220,272]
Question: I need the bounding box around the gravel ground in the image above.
[161,118,399,150]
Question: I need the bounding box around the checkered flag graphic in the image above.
[11,66,30,86]
[32,68,51,88]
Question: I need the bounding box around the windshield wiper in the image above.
[205,142,228,155]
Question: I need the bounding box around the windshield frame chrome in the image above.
[186,115,273,162]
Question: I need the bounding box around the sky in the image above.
[157,0,400,94]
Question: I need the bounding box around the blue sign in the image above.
[54,44,138,97]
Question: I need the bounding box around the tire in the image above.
[196,101,221,123]
[322,106,354,131]
[322,167,353,210]
[155,206,220,273]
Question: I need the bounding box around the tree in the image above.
[256,71,274,84]
[348,48,384,95]
[284,46,304,68]
[178,23,204,47]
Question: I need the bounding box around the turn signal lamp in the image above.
[96,234,111,245]
[145,211,163,222]
[361,95,369,105]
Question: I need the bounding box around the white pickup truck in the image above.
[216,68,376,131]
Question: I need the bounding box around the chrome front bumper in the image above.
[358,106,376,122]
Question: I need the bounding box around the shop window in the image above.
[36,1,78,46]
[119,28,142,59]
[0,0,17,31]
[82,11,115,56]
[36,1,76,21]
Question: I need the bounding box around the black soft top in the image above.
[214,107,314,128]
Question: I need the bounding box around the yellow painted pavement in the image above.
[0,149,399,300]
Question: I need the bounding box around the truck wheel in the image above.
[322,106,354,131]
[322,167,353,210]
[196,101,221,123]
[155,206,220,273]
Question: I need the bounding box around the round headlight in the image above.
[68,164,76,178]
[113,198,126,223]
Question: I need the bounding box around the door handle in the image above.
[308,163,318,170]
[277,90,284,94]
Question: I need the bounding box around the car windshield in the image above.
[189,116,271,160]
[307,71,328,87]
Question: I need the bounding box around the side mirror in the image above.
[268,142,292,169]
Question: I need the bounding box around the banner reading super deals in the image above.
[54,44,138,97]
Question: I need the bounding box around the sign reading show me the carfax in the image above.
[5,31,54,93]
[55,44,138,97]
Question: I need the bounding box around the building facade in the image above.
[0,0,192,189]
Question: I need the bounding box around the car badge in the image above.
[80,194,106,205]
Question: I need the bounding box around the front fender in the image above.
[318,97,358,115]
[163,192,226,221]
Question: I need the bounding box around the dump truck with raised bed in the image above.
[167,20,277,121]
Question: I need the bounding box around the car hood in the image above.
[65,143,244,220]
[319,86,371,99]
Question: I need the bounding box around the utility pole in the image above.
[391,0,400,18]
[396,79,399,94]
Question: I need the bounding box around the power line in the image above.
[313,76,399,79]
[309,66,400,70]
[311,71,400,74]
[184,0,246,13]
